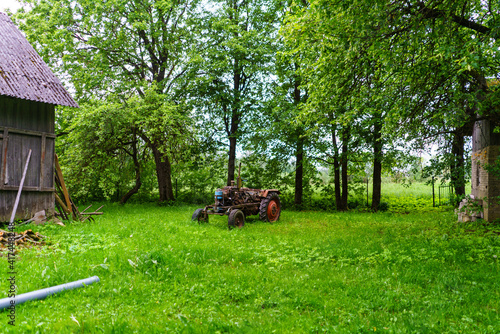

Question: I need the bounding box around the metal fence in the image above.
[437,184,454,206]
[430,177,455,207]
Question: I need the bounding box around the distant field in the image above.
[381,180,471,198]
[1,203,498,333]
[303,180,469,212]
[380,181,470,211]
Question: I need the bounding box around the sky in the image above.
[1,0,23,13]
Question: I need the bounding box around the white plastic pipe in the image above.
[0,276,100,310]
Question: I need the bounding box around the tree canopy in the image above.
[11,0,500,208]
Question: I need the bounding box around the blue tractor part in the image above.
[214,190,225,213]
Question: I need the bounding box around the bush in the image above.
[378,201,389,212]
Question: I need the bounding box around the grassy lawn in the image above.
[1,203,499,333]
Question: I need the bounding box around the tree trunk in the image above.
[227,135,237,185]
[340,126,349,211]
[120,167,142,204]
[451,129,465,197]
[331,121,343,211]
[120,137,142,204]
[333,157,342,210]
[139,132,174,202]
[152,148,174,202]
[226,58,241,186]
[371,117,383,212]
[294,136,304,206]
[293,74,304,206]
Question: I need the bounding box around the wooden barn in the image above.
[0,12,78,222]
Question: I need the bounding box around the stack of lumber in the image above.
[0,229,46,247]
[54,154,103,222]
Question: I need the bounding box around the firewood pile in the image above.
[54,154,103,222]
[0,229,46,247]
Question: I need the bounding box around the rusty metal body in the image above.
[203,186,279,217]
[192,165,281,228]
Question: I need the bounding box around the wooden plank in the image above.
[1,185,54,192]
[48,104,55,133]
[80,204,92,214]
[55,201,68,221]
[43,137,55,189]
[39,134,46,191]
[54,193,70,214]
[20,133,41,189]
[0,137,2,190]
[1,128,8,188]
[54,154,72,214]
[0,126,56,139]
[3,96,13,128]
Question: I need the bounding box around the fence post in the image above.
[432,176,435,207]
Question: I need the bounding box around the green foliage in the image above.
[281,0,498,206]
[1,204,499,332]
[9,0,500,208]
[16,0,203,98]
[188,0,282,183]
[173,155,227,204]
[56,88,195,203]
[15,0,203,202]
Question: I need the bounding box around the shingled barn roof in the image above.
[0,12,78,108]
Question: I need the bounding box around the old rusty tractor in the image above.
[191,165,281,229]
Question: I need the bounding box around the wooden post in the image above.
[54,154,72,214]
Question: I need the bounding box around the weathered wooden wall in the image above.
[0,96,55,222]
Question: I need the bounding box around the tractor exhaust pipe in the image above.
[0,276,100,310]
[237,163,242,189]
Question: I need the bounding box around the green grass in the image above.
[1,203,499,333]
[380,181,470,211]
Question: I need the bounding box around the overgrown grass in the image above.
[1,203,499,333]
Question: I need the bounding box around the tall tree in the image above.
[269,58,310,207]
[282,0,500,208]
[194,0,279,185]
[16,0,202,201]
[281,0,387,210]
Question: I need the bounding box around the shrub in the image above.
[378,201,389,212]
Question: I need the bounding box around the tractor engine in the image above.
[214,189,226,212]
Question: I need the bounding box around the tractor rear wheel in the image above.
[192,208,208,223]
[228,209,245,229]
[259,193,281,222]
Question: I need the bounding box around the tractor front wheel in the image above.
[228,210,245,229]
[259,193,281,222]
[192,208,208,223]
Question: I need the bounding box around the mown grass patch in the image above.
[1,203,499,333]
